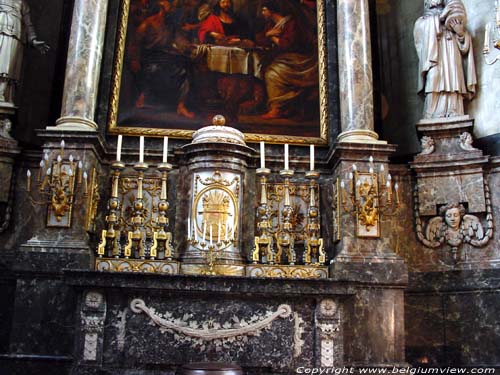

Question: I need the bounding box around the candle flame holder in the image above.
[25,140,89,227]
[336,159,400,238]
[96,158,175,268]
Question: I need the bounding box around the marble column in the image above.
[337,0,382,143]
[53,0,109,131]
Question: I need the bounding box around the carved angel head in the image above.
[439,203,466,230]
[460,132,473,145]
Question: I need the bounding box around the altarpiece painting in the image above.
[107,0,329,144]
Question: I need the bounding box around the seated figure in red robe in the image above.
[198,0,251,46]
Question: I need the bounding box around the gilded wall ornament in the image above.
[335,162,400,239]
[190,171,239,249]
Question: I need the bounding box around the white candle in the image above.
[203,220,207,243]
[194,220,198,242]
[188,217,191,239]
[83,172,88,194]
[310,144,315,171]
[139,136,144,163]
[210,225,213,246]
[225,220,229,241]
[26,170,31,192]
[163,136,168,163]
[116,135,122,161]
[260,141,265,169]
[284,144,289,170]
[218,221,221,243]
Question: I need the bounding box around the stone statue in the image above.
[414,0,477,119]
[0,0,49,105]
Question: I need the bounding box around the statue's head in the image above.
[424,0,444,10]
[439,203,465,230]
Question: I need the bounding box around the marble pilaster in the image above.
[329,142,401,262]
[53,0,109,131]
[20,130,105,253]
[336,0,382,143]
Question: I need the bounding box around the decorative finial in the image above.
[212,115,226,126]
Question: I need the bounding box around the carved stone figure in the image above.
[0,0,49,105]
[416,202,493,255]
[459,131,477,151]
[0,117,12,139]
[420,136,435,155]
[414,0,477,119]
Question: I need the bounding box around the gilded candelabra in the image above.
[26,140,89,227]
[97,160,125,257]
[337,157,399,238]
[187,219,234,275]
[249,146,329,278]
[97,144,174,262]
[150,162,174,260]
[276,169,296,265]
[97,161,173,260]
[123,160,149,259]
[304,171,325,265]
[253,167,274,264]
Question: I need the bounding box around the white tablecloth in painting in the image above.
[194,45,263,79]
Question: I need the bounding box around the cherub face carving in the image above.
[445,207,461,230]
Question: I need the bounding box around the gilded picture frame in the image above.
[107,0,330,145]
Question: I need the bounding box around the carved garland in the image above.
[131,299,292,341]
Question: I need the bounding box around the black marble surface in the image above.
[406,269,500,367]
[0,354,72,375]
[64,270,407,374]
[64,270,356,296]
[0,273,15,354]
[8,277,77,357]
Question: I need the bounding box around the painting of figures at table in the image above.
[112,0,322,141]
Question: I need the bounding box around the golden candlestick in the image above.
[304,171,325,265]
[252,168,274,264]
